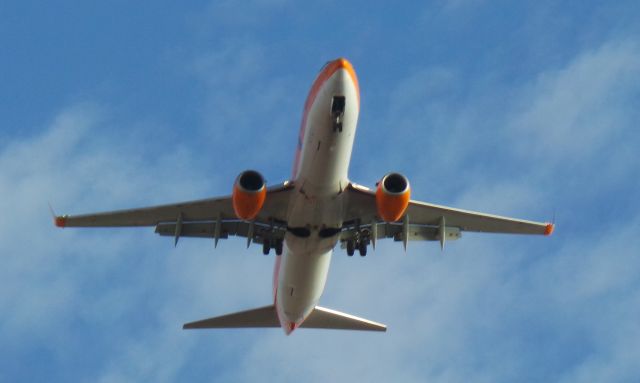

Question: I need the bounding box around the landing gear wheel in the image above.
[275,239,283,256]
[358,241,367,257]
[333,120,343,132]
[346,240,355,256]
[262,240,270,255]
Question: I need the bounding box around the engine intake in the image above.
[232,170,266,220]
[376,172,410,222]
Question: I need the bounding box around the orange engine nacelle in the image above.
[232,170,267,220]
[376,172,411,222]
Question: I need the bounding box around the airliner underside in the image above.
[54,58,553,335]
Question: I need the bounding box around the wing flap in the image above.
[340,223,461,244]
[155,221,287,243]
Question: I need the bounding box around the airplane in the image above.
[53,58,554,335]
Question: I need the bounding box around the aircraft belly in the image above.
[286,193,344,229]
[276,244,332,324]
[276,64,360,330]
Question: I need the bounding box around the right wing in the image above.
[341,183,553,247]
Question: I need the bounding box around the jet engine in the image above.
[232,170,267,220]
[376,172,410,222]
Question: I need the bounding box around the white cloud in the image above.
[0,103,275,381]
[509,41,640,165]
[187,41,300,181]
[3,16,640,382]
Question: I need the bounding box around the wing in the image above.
[54,181,294,246]
[55,181,293,228]
[342,183,553,245]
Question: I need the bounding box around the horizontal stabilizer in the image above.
[301,306,386,332]
[183,305,386,332]
[183,305,279,329]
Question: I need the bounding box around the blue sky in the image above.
[2,1,640,381]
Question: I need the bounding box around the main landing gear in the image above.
[263,238,283,256]
[346,239,368,257]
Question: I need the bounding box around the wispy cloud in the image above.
[3,1,640,382]
[0,103,272,381]
[206,36,640,382]
[509,41,640,164]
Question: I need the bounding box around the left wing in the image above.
[54,182,294,248]
[55,181,293,228]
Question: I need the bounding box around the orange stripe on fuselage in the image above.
[291,58,360,178]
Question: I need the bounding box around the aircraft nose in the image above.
[330,57,359,103]
[333,57,352,69]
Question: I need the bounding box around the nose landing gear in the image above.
[331,96,345,132]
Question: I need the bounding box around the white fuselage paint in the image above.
[274,60,359,334]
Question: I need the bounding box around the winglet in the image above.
[48,203,67,228]
[55,215,67,228]
[544,223,554,236]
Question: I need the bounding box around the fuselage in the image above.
[274,58,360,334]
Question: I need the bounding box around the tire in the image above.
[346,240,355,256]
[275,239,283,256]
[262,240,270,255]
[358,241,367,257]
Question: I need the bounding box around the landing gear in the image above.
[346,240,355,256]
[262,238,283,256]
[346,239,368,257]
[358,241,367,257]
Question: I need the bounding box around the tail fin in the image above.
[183,305,386,332]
